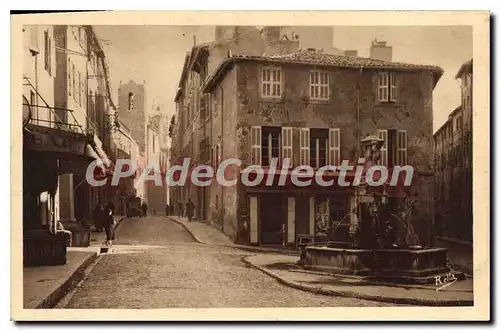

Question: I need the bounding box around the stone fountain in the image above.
[298,135,464,285]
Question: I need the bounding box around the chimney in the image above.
[369,39,392,62]
[345,50,358,57]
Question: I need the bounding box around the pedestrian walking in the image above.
[141,202,148,217]
[92,202,104,232]
[103,202,116,247]
[165,204,170,216]
[186,196,195,222]
[178,202,184,218]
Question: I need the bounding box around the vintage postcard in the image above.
[11,11,490,321]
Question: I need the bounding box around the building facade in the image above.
[23,25,114,265]
[434,59,473,273]
[172,46,442,246]
[53,25,116,224]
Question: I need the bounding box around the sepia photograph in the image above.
[11,11,490,321]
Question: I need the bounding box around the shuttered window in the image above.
[281,127,293,166]
[299,128,310,166]
[251,126,262,165]
[328,128,340,166]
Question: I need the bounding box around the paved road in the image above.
[64,216,395,308]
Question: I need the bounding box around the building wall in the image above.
[434,65,473,244]
[54,25,89,133]
[23,25,56,128]
[218,62,436,244]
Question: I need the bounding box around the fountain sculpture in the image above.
[298,135,464,284]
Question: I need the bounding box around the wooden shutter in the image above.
[287,197,295,244]
[328,128,340,166]
[251,126,262,165]
[397,130,408,165]
[250,196,259,244]
[282,127,293,166]
[378,72,388,102]
[377,129,388,166]
[299,128,310,166]
[390,72,397,102]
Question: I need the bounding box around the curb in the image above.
[167,217,207,244]
[33,252,98,309]
[241,256,474,307]
[167,216,300,256]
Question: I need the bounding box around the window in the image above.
[261,67,282,98]
[44,30,51,75]
[128,92,134,111]
[310,71,329,100]
[378,129,407,166]
[328,128,340,166]
[310,129,328,168]
[396,130,407,166]
[251,126,262,165]
[378,72,397,102]
[261,127,281,167]
[377,130,388,166]
[299,128,310,166]
[281,127,293,166]
[68,59,72,96]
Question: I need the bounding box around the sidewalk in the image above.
[23,249,97,308]
[23,215,127,309]
[167,216,298,256]
[243,254,474,307]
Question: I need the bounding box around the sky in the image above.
[94,25,472,133]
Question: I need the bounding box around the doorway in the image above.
[259,194,284,245]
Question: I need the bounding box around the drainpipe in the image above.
[356,66,363,158]
[220,87,224,233]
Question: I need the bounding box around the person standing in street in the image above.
[165,204,170,216]
[103,202,116,247]
[186,197,195,222]
[92,202,104,232]
[141,201,148,217]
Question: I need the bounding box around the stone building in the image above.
[52,25,117,224]
[434,59,473,273]
[172,41,443,246]
[23,25,114,265]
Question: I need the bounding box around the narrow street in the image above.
[63,216,394,308]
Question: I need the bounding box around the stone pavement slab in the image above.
[23,249,97,308]
[244,254,474,307]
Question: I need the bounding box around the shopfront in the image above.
[23,124,110,266]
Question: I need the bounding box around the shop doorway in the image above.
[259,194,284,245]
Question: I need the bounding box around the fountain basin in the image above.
[300,246,455,283]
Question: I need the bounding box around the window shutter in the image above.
[378,72,388,102]
[397,130,408,165]
[328,128,340,166]
[251,126,262,165]
[377,129,388,166]
[299,128,310,166]
[390,72,397,102]
[282,127,293,166]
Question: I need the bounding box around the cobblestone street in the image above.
[63,216,395,308]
